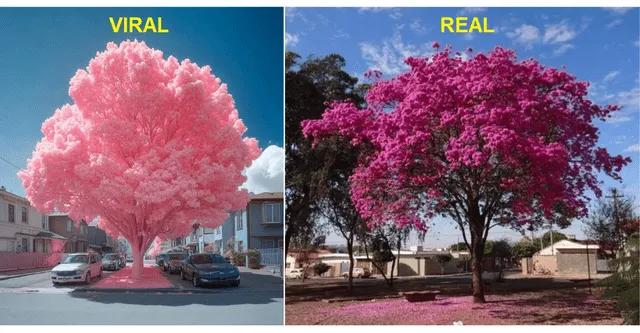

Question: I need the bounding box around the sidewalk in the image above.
[0,267,52,281]
[239,266,282,277]
[90,265,175,289]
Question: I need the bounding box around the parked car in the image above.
[163,253,188,274]
[118,253,127,267]
[286,269,305,279]
[51,253,102,285]
[101,253,121,271]
[156,253,167,267]
[342,267,371,279]
[180,253,240,288]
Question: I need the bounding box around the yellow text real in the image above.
[441,17,494,33]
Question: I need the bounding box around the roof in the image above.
[15,231,67,240]
[250,192,284,201]
[536,239,600,255]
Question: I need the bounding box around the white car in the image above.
[51,253,103,285]
[287,269,304,279]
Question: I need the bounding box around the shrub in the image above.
[232,252,246,266]
[247,249,261,269]
[314,262,331,276]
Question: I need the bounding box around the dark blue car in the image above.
[180,253,240,288]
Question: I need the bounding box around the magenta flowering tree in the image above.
[302,45,631,303]
[19,40,261,279]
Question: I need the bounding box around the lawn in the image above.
[285,288,622,325]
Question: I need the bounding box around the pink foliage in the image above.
[50,239,66,253]
[18,40,261,278]
[302,46,630,231]
[148,237,163,258]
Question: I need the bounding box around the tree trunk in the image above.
[347,234,354,292]
[284,225,295,257]
[131,246,144,280]
[471,236,486,303]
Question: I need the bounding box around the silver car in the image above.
[51,253,103,285]
[163,253,189,274]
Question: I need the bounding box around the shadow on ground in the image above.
[69,289,282,307]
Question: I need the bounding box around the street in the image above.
[0,260,283,324]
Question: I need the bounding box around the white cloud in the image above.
[359,30,434,75]
[543,21,577,44]
[285,8,307,22]
[285,33,299,47]
[618,87,640,111]
[605,18,623,29]
[603,7,633,15]
[634,40,640,47]
[623,143,640,152]
[459,7,487,16]
[506,24,541,49]
[410,19,428,35]
[553,44,574,56]
[603,70,620,83]
[242,145,284,194]
[463,33,475,41]
[358,7,402,20]
[332,30,350,40]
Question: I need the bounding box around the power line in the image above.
[0,155,30,175]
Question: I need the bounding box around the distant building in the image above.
[48,214,89,253]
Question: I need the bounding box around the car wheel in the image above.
[163,265,167,272]
[52,281,59,286]
[85,272,91,285]
[192,274,199,287]
[181,270,186,280]
[357,274,362,278]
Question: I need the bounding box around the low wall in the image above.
[0,251,67,272]
[532,255,557,275]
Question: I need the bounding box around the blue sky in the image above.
[286,7,640,247]
[0,7,284,198]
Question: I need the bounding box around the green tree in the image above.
[286,52,368,292]
[512,240,539,260]
[449,242,469,252]
[597,232,639,324]
[585,188,638,259]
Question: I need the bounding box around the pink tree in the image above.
[148,237,163,259]
[302,45,631,303]
[19,40,261,279]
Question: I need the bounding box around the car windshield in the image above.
[169,254,187,261]
[192,254,227,265]
[62,255,89,264]
[104,254,117,260]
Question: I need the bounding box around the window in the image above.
[80,225,85,235]
[67,220,72,232]
[262,239,275,249]
[41,216,46,229]
[8,204,15,222]
[21,238,28,252]
[21,207,27,223]
[236,212,243,231]
[264,203,281,224]
[278,240,284,249]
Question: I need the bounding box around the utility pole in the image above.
[550,222,554,255]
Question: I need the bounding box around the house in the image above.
[0,186,65,253]
[87,224,116,254]
[286,249,332,276]
[525,239,600,275]
[48,214,89,253]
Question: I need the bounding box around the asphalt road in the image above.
[0,260,283,325]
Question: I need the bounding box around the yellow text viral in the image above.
[109,17,169,33]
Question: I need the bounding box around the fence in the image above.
[258,248,282,267]
[0,251,68,272]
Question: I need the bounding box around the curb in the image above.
[0,270,50,281]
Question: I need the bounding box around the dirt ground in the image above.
[285,288,622,325]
